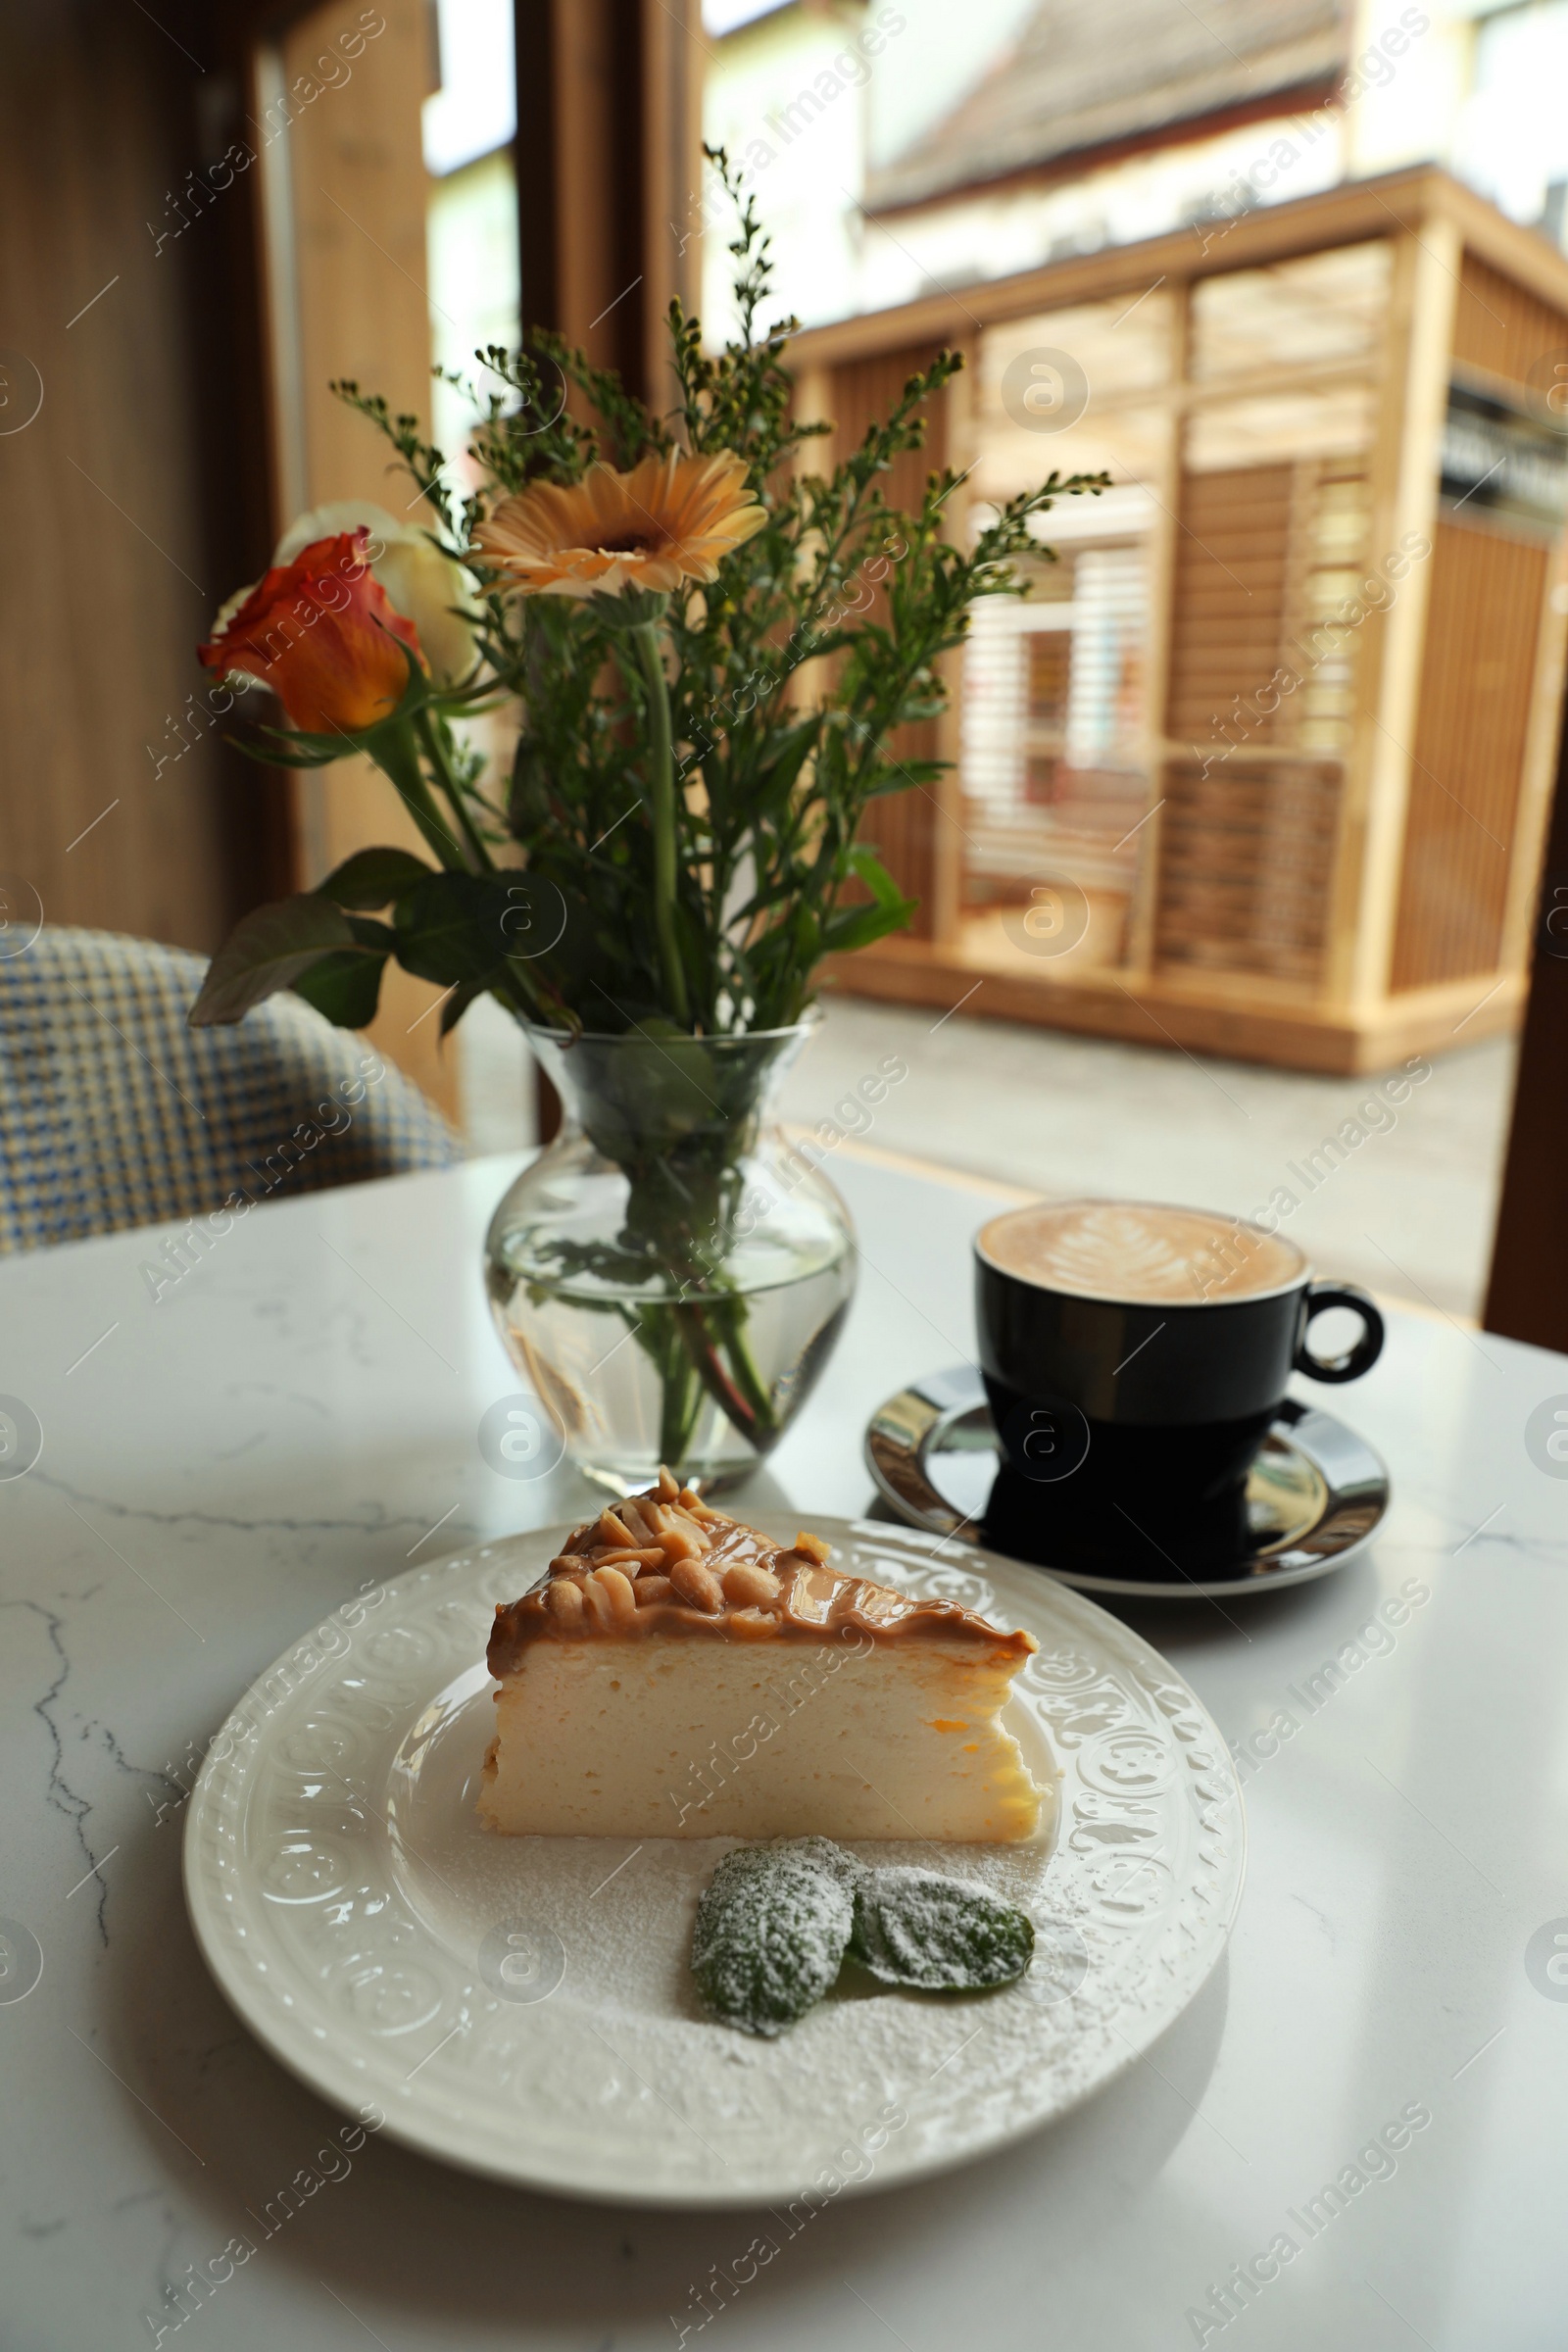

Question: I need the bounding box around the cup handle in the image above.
[1295,1281,1385,1384]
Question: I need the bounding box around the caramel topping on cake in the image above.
[486,1471,1037,1678]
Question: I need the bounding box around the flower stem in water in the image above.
[632,620,689,1028]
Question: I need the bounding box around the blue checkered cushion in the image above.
[0,925,461,1253]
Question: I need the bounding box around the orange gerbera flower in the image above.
[475,449,765,600]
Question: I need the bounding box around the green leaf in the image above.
[820,849,917,955]
[392,872,510,987]
[291,947,389,1029]
[864,761,944,797]
[848,1867,1035,1990]
[345,915,400,952]
[316,847,434,909]
[691,1843,855,2037]
[508,735,554,835]
[820,900,912,956]
[777,1837,868,1895]
[754,711,820,803]
[845,846,909,912]
[188,896,357,1027]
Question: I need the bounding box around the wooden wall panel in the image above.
[1452,253,1568,390]
[267,0,462,1120]
[1390,515,1547,991]
[827,346,949,938]
[0,4,239,956]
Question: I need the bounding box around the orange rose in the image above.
[198,530,423,734]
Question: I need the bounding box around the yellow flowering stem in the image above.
[632,620,689,1028]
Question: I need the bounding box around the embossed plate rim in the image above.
[183,1516,1245,2209]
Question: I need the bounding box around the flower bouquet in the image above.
[192,162,1102,1488]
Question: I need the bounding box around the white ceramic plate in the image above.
[184,1517,1245,2208]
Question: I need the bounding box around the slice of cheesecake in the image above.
[477,1473,1046,1841]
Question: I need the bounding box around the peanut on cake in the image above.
[477,1471,1046,1841]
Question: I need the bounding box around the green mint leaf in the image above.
[849,1867,1035,1991]
[772,1838,868,1895]
[691,1842,856,2037]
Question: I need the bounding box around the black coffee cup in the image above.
[974,1198,1384,1575]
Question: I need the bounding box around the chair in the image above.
[0,925,461,1254]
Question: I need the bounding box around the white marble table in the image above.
[2,1150,1565,2351]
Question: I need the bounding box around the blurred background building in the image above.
[698,0,1568,333]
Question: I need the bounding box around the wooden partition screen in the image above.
[789,167,1568,1075]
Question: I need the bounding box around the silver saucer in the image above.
[864,1364,1390,1599]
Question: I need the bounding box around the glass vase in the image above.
[484,1020,856,1494]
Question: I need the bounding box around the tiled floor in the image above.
[458,990,1520,1320]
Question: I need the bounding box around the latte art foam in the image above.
[977,1200,1305,1305]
